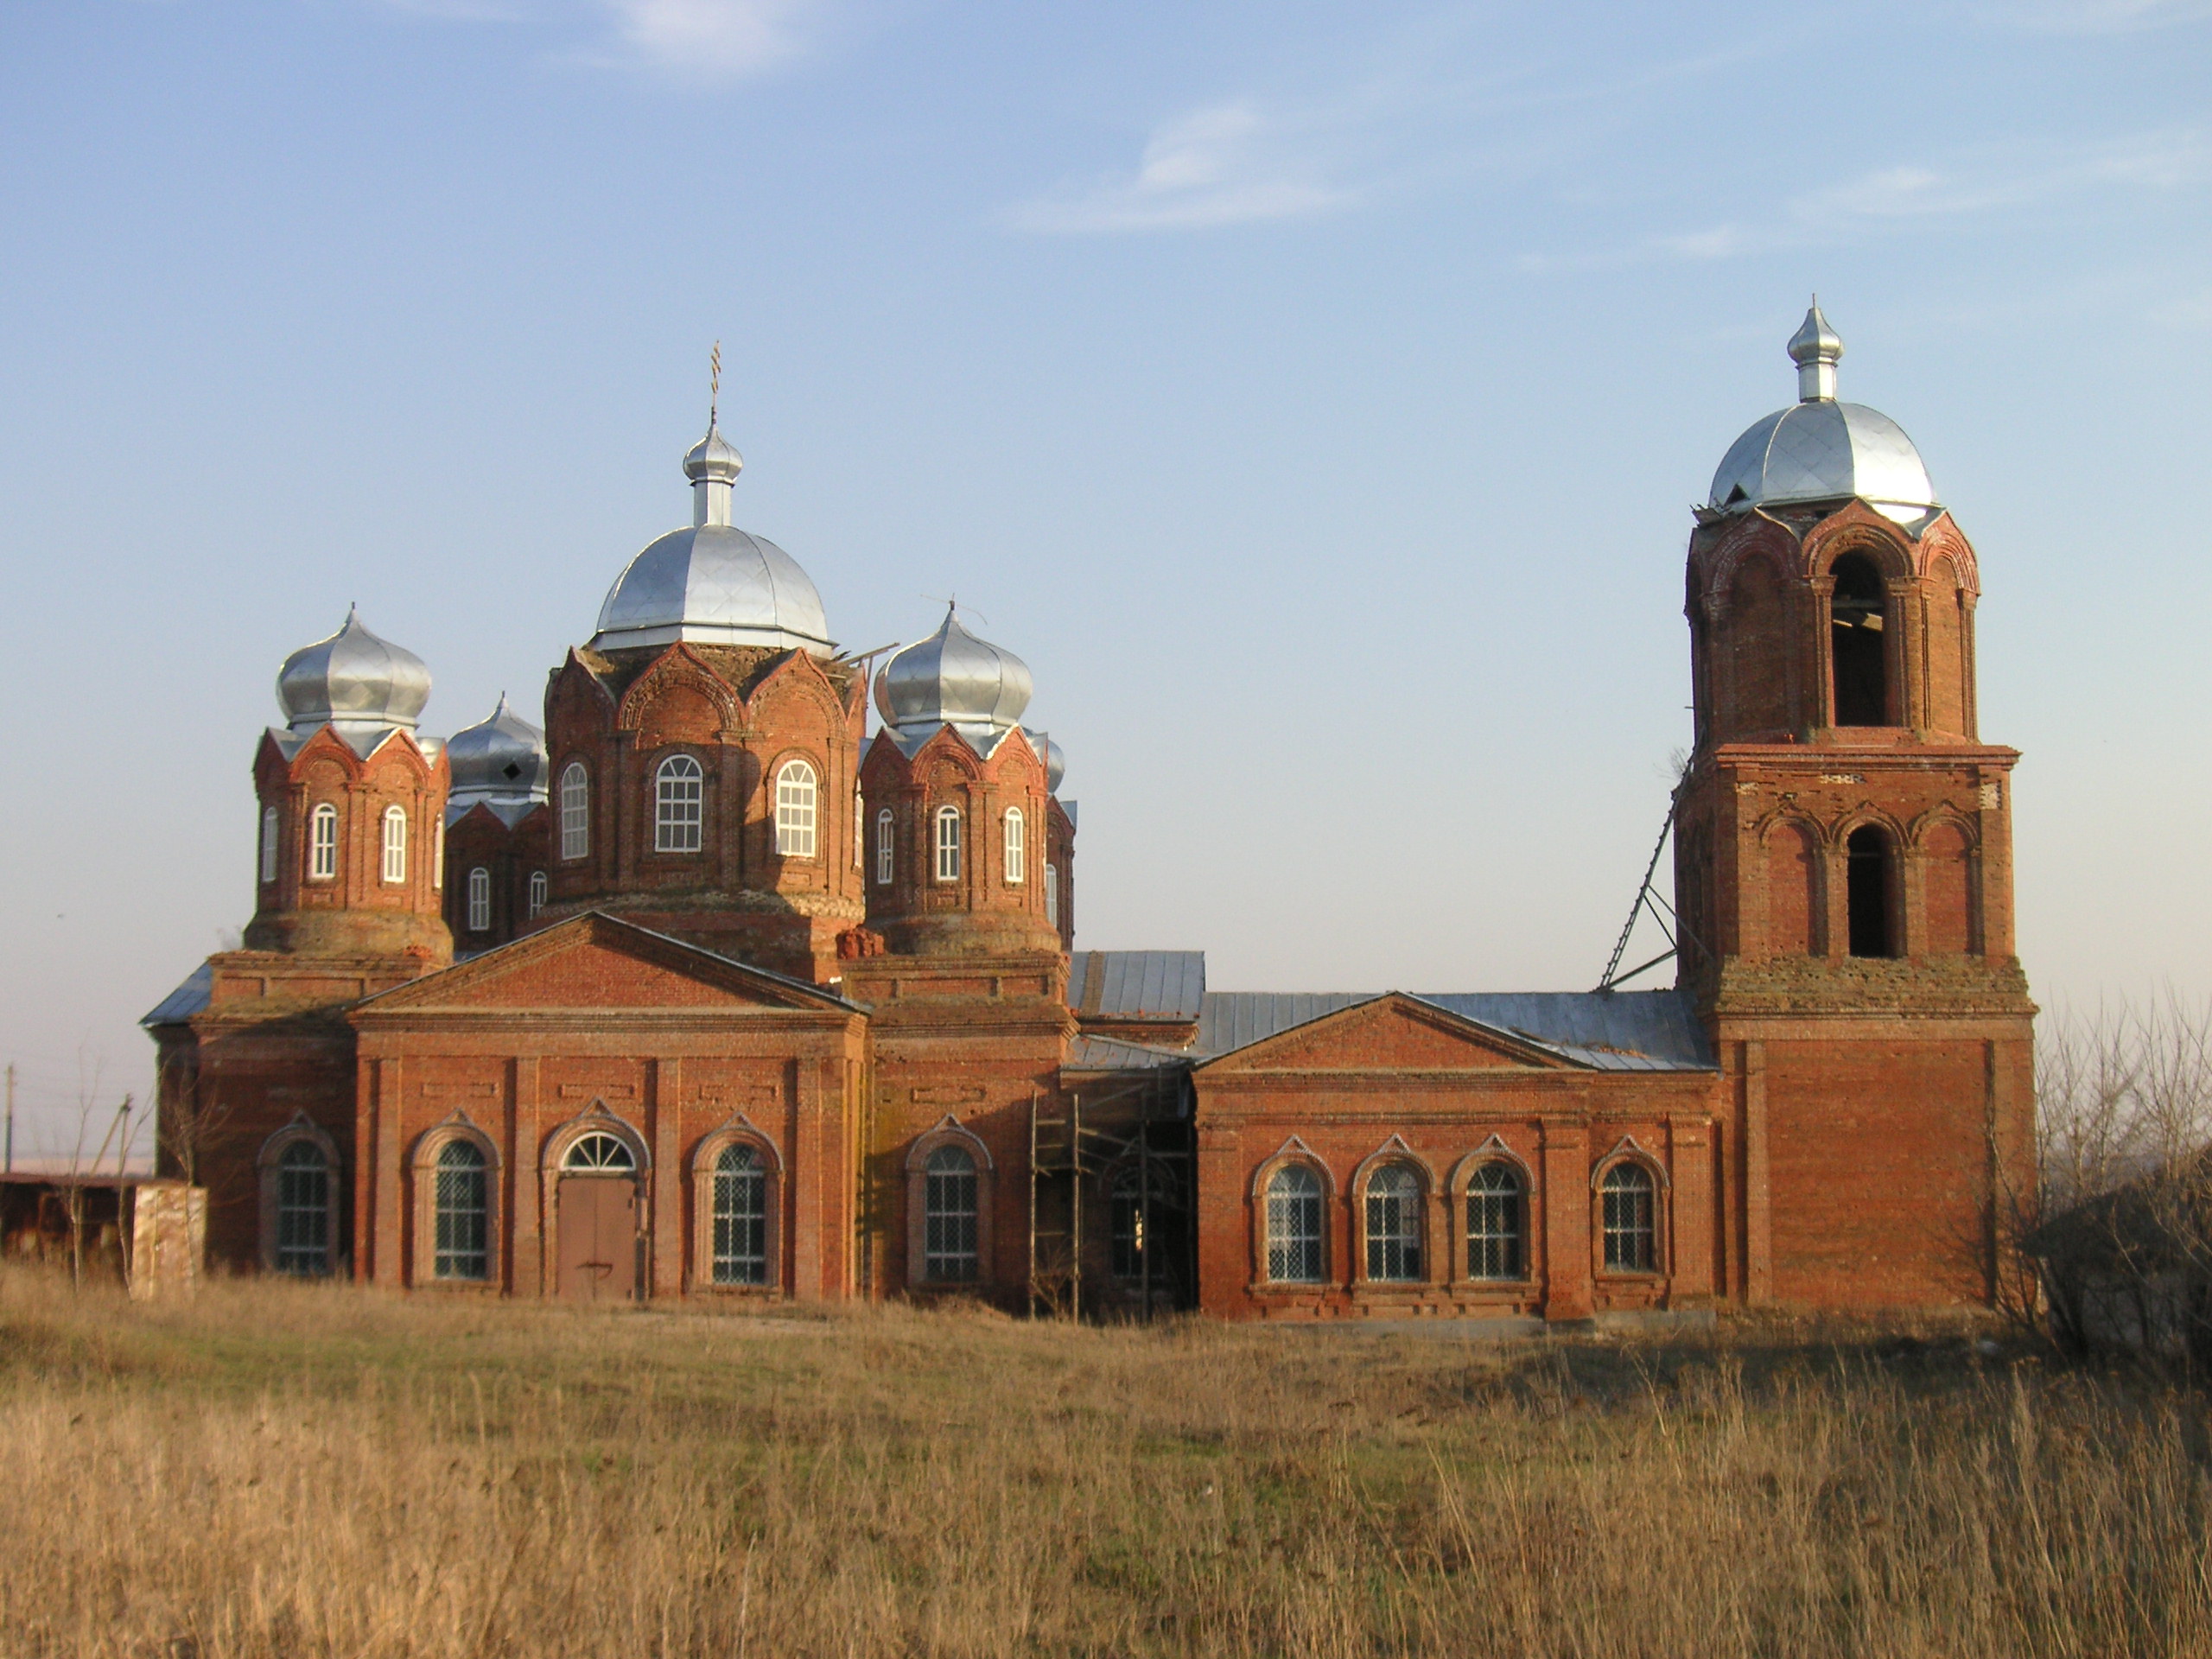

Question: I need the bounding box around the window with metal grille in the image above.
[773,759,817,857]
[1002,807,1025,885]
[466,868,491,931]
[381,806,408,884]
[713,1143,768,1285]
[934,806,962,883]
[655,754,704,853]
[1045,864,1058,928]
[433,1141,489,1281]
[874,808,894,885]
[274,1141,331,1275]
[559,763,589,861]
[1363,1164,1422,1281]
[1601,1162,1656,1272]
[527,870,547,918]
[259,806,279,885]
[923,1145,978,1281]
[309,803,338,880]
[1465,1161,1525,1281]
[1266,1163,1324,1282]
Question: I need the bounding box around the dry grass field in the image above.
[3,1276,2209,1657]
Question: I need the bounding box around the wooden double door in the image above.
[556,1176,639,1302]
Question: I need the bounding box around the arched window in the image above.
[1600,1163,1656,1273]
[712,1144,768,1286]
[381,806,408,884]
[433,1141,490,1281]
[274,1141,331,1275]
[855,785,865,868]
[559,763,590,861]
[432,815,445,889]
[258,805,279,886]
[1847,825,1895,958]
[466,868,491,932]
[527,870,547,918]
[562,1131,635,1173]
[1002,807,1026,885]
[1465,1162,1525,1281]
[1829,553,1888,727]
[923,1145,979,1281]
[1109,1165,1145,1281]
[1265,1164,1325,1283]
[1363,1164,1423,1281]
[654,754,704,853]
[774,760,817,857]
[874,808,894,886]
[1045,863,1059,929]
[309,803,339,881]
[934,805,962,883]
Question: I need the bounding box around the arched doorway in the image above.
[556,1129,640,1302]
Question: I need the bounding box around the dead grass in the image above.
[2,1274,2209,1657]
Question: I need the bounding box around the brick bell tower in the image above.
[1673,306,2036,1311]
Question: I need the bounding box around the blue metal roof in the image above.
[141,963,213,1027]
[1066,950,1205,1021]
[1188,988,1712,1071]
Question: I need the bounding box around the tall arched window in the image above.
[274,1141,331,1276]
[934,805,962,883]
[1045,864,1058,929]
[466,868,492,932]
[1847,825,1895,959]
[432,816,445,889]
[1109,1165,1146,1281]
[1600,1163,1656,1273]
[559,762,590,861]
[655,754,704,853]
[855,785,865,868]
[433,1141,490,1281]
[874,808,894,886]
[712,1144,768,1286]
[1265,1164,1325,1283]
[1363,1165,1422,1281]
[1002,807,1026,885]
[774,760,817,857]
[1829,553,1888,727]
[1465,1162,1525,1281]
[258,805,279,885]
[923,1145,979,1281]
[527,870,547,918]
[380,806,408,884]
[309,803,339,881]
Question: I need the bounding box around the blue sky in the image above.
[2,0,2208,1154]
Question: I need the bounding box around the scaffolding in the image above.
[1027,1077,1191,1320]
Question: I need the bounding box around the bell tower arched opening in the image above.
[1846,825,1895,958]
[1829,554,1887,727]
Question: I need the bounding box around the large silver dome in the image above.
[589,419,834,655]
[446,694,549,823]
[876,607,1034,757]
[1707,305,1938,525]
[277,606,431,737]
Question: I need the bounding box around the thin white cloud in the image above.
[1010,101,1357,235]
[1975,0,2212,33]
[598,0,822,77]
[1528,127,2209,270]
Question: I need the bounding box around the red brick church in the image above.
[146,308,2037,1319]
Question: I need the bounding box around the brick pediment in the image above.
[1198,994,1576,1075]
[350,912,855,1018]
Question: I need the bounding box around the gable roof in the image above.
[1193,991,1591,1073]
[351,912,861,1016]
[1190,988,1712,1071]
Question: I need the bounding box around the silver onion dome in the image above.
[589,418,834,656]
[1026,730,1066,795]
[1707,304,1938,526]
[277,606,432,737]
[445,694,550,823]
[875,607,1034,756]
